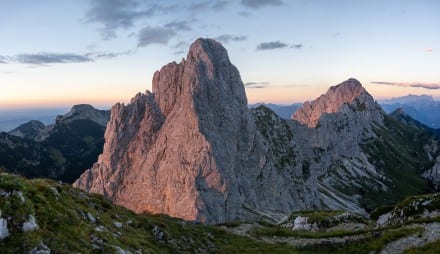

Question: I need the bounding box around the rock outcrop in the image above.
[74,38,317,223]
[292,78,369,127]
[423,156,440,190]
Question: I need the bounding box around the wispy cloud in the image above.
[0,50,133,65]
[371,81,440,90]
[241,0,283,9]
[188,1,211,12]
[86,50,134,59]
[15,53,93,65]
[292,44,303,49]
[137,26,177,47]
[214,34,247,43]
[164,20,195,31]
[238,11,251,17]
[256,41,288,50]
[245,82,270,88]
[424,48,433,53]
[213,0,230,10]
[85,0,176,40]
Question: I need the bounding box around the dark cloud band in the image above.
[241,0,283,9]
[256,41,288,50]
[15,53,92,64]
[245,82,270,88]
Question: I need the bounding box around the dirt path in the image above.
[380,223,440,254]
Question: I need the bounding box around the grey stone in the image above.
[22,215,39,232]
[0,217,9,240]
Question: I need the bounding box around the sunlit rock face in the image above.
[292,78,369,128]
[74,38,317,223]
[74,39,434,223]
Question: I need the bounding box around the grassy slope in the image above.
[0,172,299,254]
[360,115,435,211]
[1,172,440,253]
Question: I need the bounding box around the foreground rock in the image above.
[74,38,316,223]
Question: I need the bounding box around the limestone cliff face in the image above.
[292,79,369,127]
[74,39,316,223]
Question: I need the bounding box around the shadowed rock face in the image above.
[74,38,316,223]
[292,79,369,127]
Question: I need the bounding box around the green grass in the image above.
[405,239,440,254]
[360,115,435,211]
[251,226,369,239]
[0,172,305,253]
[0,172,437,253]
[298,227,424,254]
[288,210,367,228]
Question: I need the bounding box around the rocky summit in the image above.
[74,38,439,224]
[292,78,369,127]
[74,38,317,223]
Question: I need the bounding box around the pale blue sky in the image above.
[0,0,439,108]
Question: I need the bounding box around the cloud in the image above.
[86,50,133,59]
[0,50,133,65]
[137,26,177,47]
[238,11,251,17]
[0,56,8,64]
[245,82,270,88]
[213,0,230,10]
[164,20,195,31]
[241,0,283,9]
[371,81,440,90]
[85,0,176,39]
[292,44,303,49]
[188,1,211,12]
[424,48,433,53]
[256,41,288,50]
[214,34,247,43]
[15,53,93,65]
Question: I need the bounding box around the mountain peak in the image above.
[8,120,45,139]
[292,78,372,127]
[74,38,313,223]
[57,104,110,127]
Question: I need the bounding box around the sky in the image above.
[0,0,439,108]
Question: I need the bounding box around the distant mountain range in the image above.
[380,94,440,128]
[0,105,110,183]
